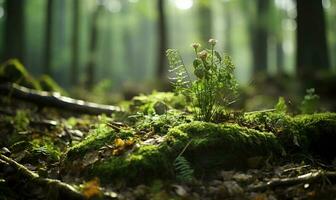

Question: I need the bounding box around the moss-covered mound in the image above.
[63,121,281,184]
[62,112,336,185]
[243,112,336,159]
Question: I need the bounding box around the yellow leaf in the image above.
[82,178,101,199]
[114,138,125,148]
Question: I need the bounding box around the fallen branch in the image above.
[248,170,336,191]
[0,83,122,115]
[0,154,85,200]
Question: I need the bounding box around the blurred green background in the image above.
[0,0,335,110]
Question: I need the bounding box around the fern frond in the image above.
[166,49,192,93]
[174,156,194,183]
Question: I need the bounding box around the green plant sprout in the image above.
[166,39,238,121]
[300,88,319,114]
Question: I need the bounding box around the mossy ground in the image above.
[1,92,336,199]
[62,94,336,184]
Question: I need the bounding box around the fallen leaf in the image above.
[114,138,125,148]
[82,178,102,199]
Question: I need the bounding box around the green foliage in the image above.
[167,39,238,121]
[174,156,194,183]
[300,88,320,114]
[275,97,288,113]
[31,138,61,162]
[12,109,30,132]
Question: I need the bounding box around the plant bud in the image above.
[191,43,201,50]
[198,50,208,60]
[208,38,218,46]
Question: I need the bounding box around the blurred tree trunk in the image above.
[251,0,269,75]
[276,41,284,74]
[4,0,25,63]
[272,1,284,75]
[198,0,212,45]
[156,0,167,79]
[224,3,232,54]
[296,0,330,78]
[85,5,103,89]
[71,0,80,86]
[44,0,54,76]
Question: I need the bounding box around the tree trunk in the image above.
[85,5,102,89]
[44,0,54,76]
[71,0,80,86]
[296,0,330,78]
[224,3,232,54]
[276,41,284,74]
[4,0,25,63]
[198,1,212,45]
[251,0,269,75]
[156,0,167,79]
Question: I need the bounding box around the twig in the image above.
[247,170,336,191]
[244,108,276,115]
[0,154,84,200]
[177,139,193,158]
[0,83,122,115]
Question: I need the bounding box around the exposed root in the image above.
[0,154,84,200]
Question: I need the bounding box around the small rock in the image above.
[220,170,235,181]
[82,151,99,167]
[153,101,168,115]
[70,129,84,138]
[222,181,244,196]
[172,184,188,197]
[209,180,222,186]
[208,186,219,194]
[233,173,253,183]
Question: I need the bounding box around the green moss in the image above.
[243,112,336,159]
[292,113,336,160]
[66,123,115,159]
[38,75,67,95]
[164,121,282,171]
[129,92,188,114]
[0,59,41,90]
[132,110,192,135]
[91,145,172,183]
[31,138,62,162]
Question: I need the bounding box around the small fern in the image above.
[166,49,192,95]
[174,156,194,183]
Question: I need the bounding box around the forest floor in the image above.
[1,91,336,200]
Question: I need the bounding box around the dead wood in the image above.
[248,170,336,191]
[0,82,121,115]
